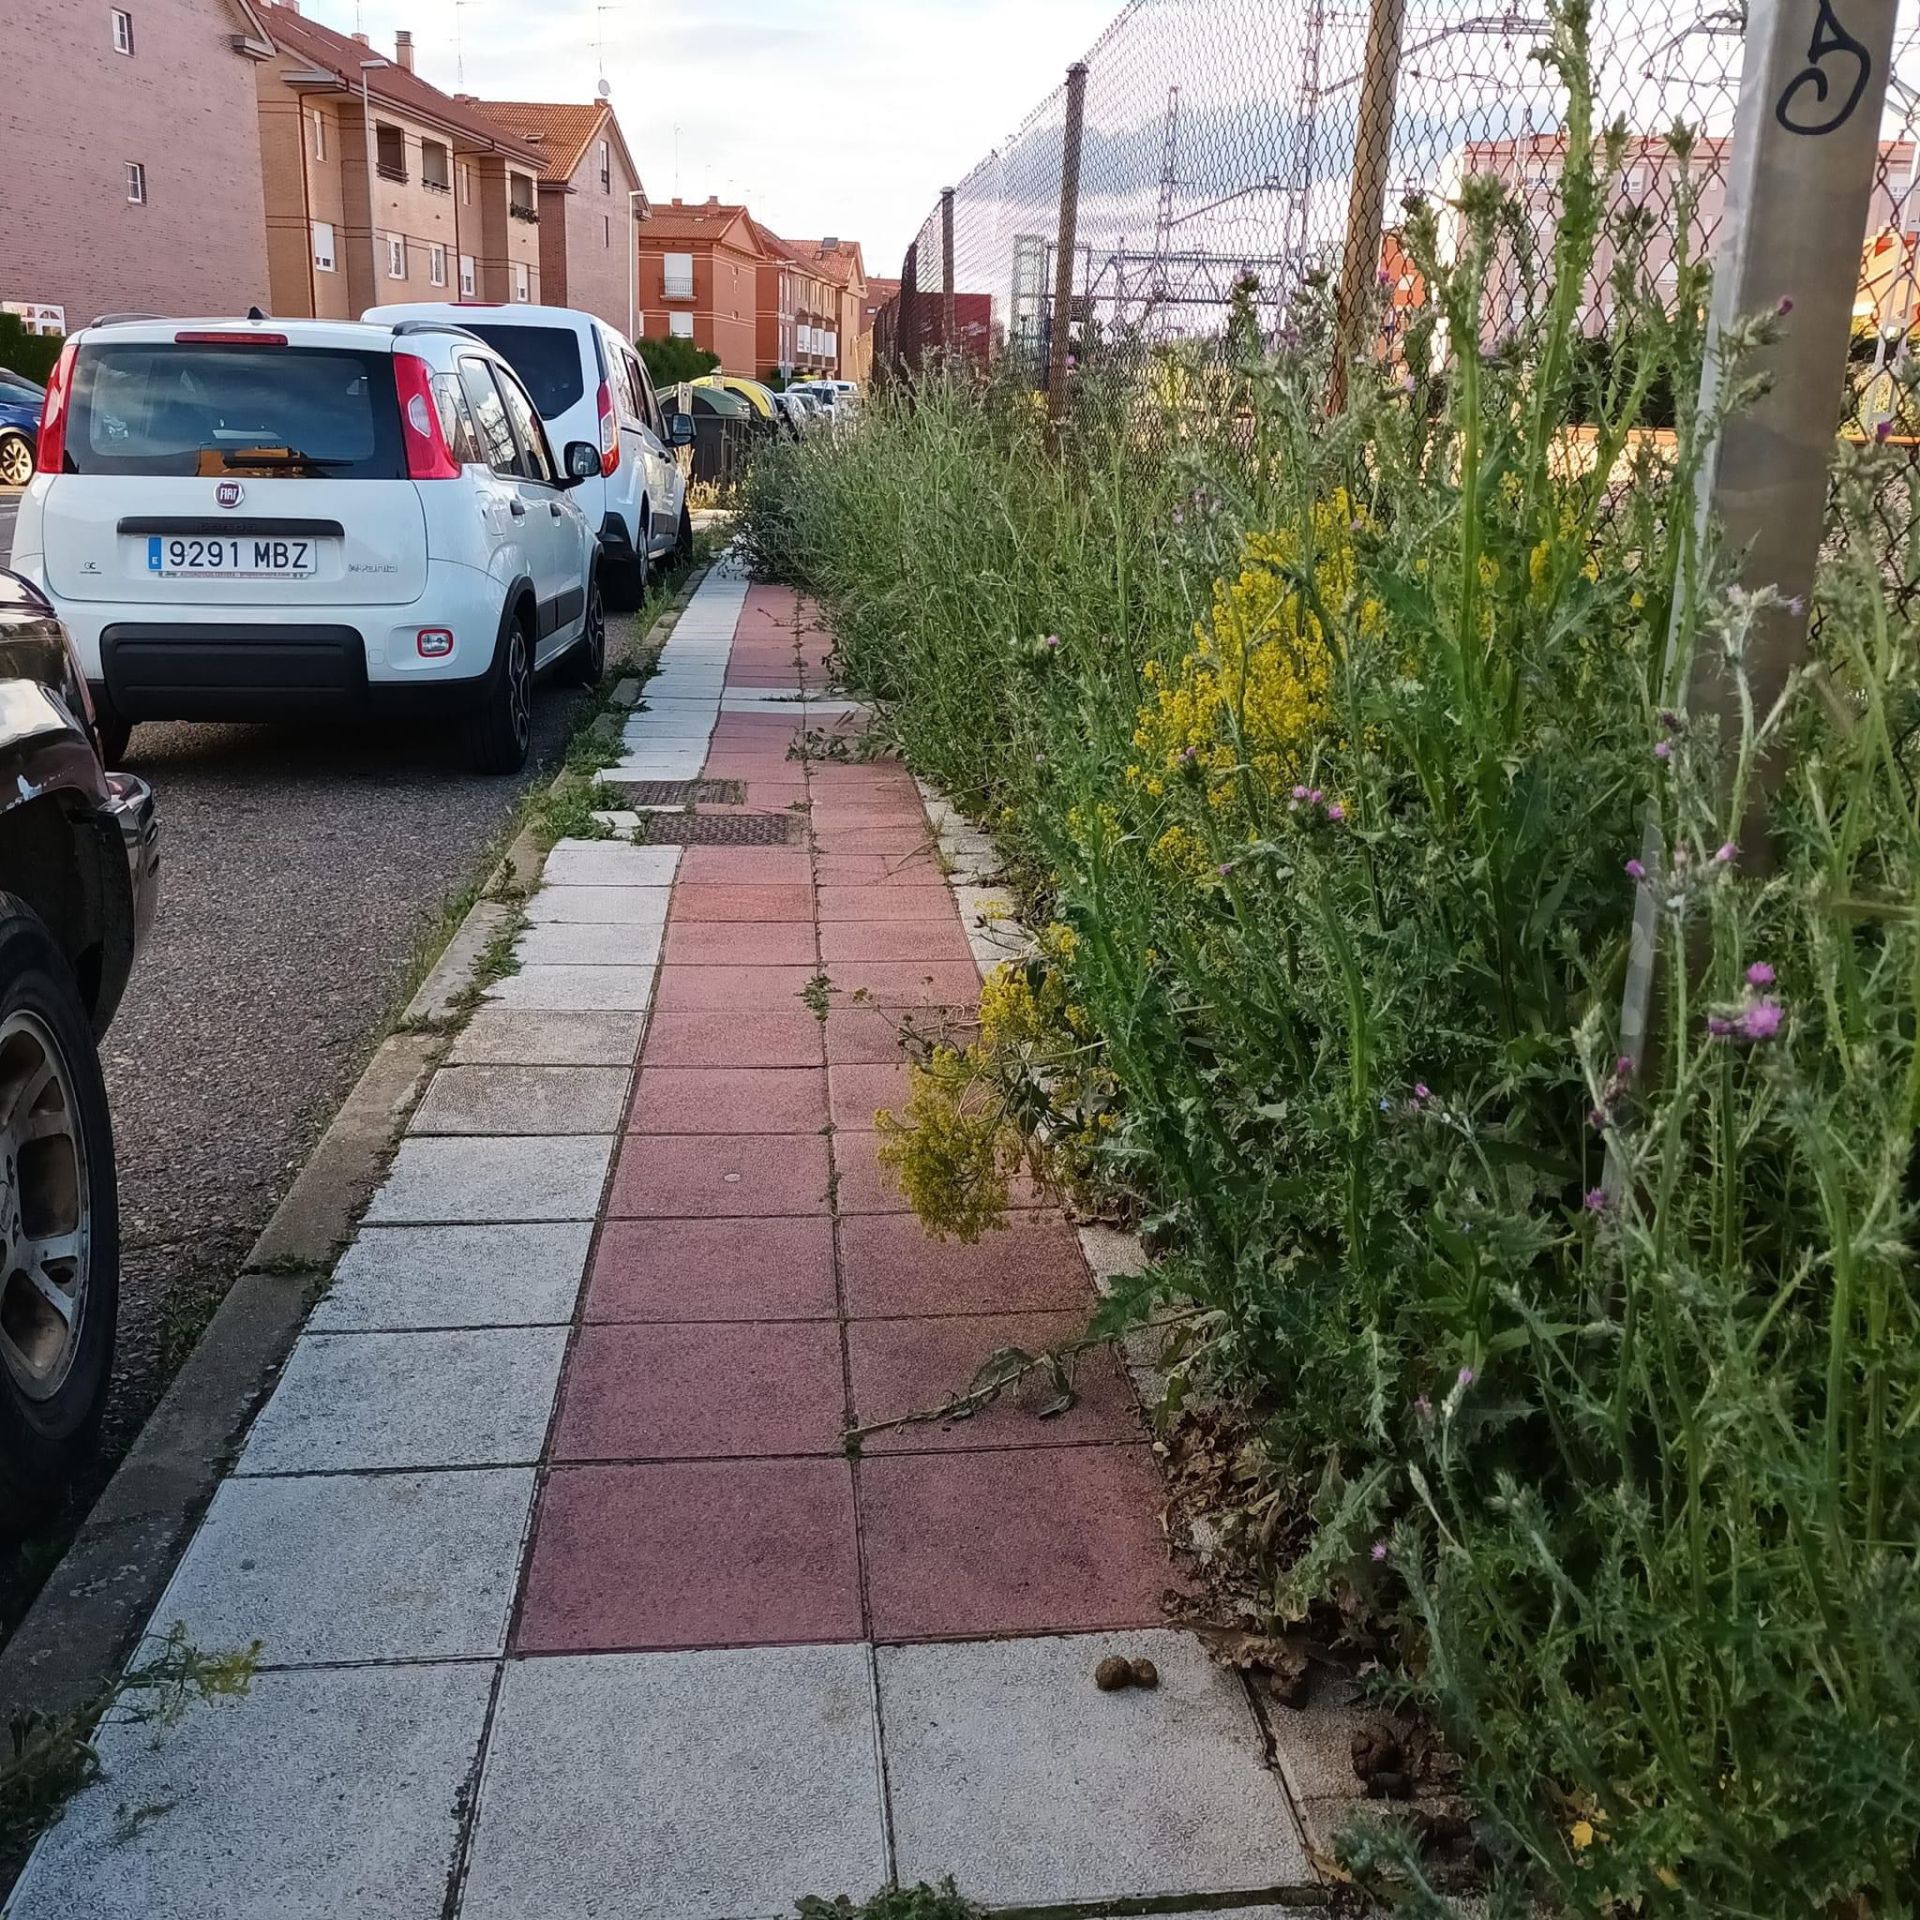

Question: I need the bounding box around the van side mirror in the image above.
[563,440,602,483]
[665,412,695,448]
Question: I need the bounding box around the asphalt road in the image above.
[0,493,637,1618]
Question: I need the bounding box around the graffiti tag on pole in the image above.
[1775,0,1873,133]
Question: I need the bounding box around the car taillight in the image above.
[597,379,619,477]
[37,339,77,474]
[393,353,460,481]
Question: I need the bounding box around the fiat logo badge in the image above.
[215,480,244,509]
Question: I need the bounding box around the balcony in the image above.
[663,278,694,300]
[376,162,408,184]
[509,203,540,224]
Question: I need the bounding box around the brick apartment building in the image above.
[751,222,841,384]
[1,0,274,331]
[635,199,766,376]
[784,237,871,381]
[478,98,645,333]
[254,2,546,317]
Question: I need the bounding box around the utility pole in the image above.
[1615,0,1899,1078]
[1327,0,1407,411]
[1047,61,1090,444]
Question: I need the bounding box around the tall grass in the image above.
[741,12,1920,1908]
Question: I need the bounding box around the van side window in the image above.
[458,358,519,477]
[626,349,664,438]
[493,363,558,485]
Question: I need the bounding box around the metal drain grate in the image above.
[642,812,803,846]
[616,779,745,806]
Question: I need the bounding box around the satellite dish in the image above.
[596,77,611,100]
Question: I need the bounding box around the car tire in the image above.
[556,571,606,688]
[674,503,694,566]
[464,603,534,774]
[0,432,33,489]
[603,537,647,613]
[0,896,119,1534]
[91,689,134,768]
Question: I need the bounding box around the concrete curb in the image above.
[0,560,711,1729]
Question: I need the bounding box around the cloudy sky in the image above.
[296,0,1120,269]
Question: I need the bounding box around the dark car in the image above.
[0,567,157,1528]
[0,369,44,488]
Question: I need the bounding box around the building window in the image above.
[125,161,146,205]
[111,9,134,54]
[599,139,611,192]
[458,163,471,205]
[309,109,326,162]
[375,123,407,183]
[663,252,694,298]
[459,253,476,297]
[429,243,447,288]
[604,215,611,248]
[312,220,336,273]
[386,234,406,280]
[421,140,450,193]
[513,260,530,302]
[669,311,693,339]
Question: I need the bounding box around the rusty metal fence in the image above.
[876,0,1920,468]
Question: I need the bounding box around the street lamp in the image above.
[358,58,390,303]
[627,188,647,345]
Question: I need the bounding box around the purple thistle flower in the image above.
[1746,961,1775,987]
[1216,861,1234,878]
[1370,1540,1389,1563]
[1414,1393,1433,1419]
[1654,740,1673,761]
[1784,595,1805,618]
[1584,1187,1610,1213]
[1707,1013,1735,1038]
[1738,998,1785,1042]
[1457,1365,1476,1388]
[1777,295,1794,316]
[1715,841,1738,865]
[1589,1106,1608,1130]
[1042,634,1061,650]
[1291,784,1310,801]
[1616,1055,1634,1078]
[1326,802,1347,823]
[1876,418,1894,443]
[1660,709,1681,731]
[1414,1082,1431,1101]
[1625,858,1647,881]
[1308,788,1324,805]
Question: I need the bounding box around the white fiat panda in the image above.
[10,313,605,772]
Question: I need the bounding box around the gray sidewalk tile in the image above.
[461,1644,887,1920]
[486,965,658,1011]
[154,1468,535,1664]
[878,1630,1308,1905]
[6,1663,494,1920]
[409,1065,631,1136]
[448,1009,645,1066]
[236,1327,568,1473]
[365,1134,615,1223]
[542,841,681,887]
[512,920,666,968]
[523,884,671,925]
[311,1222,593,1331]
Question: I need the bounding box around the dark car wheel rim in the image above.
[0,438,30,487]
[0,1011,91,1404]
[508,631,532,750]
[588,585,606,669]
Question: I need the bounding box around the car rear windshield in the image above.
[62,343,404,479]
[454,325,584,418]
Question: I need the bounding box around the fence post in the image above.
[1327,0,1407,412]
[1047,61,1090,444]
[1614,0,1900,1076]
[899,240,920,377]
[941,186,957,354]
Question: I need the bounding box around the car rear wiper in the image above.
[215,447,354,473]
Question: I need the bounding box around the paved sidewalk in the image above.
[12,560,1315,1919]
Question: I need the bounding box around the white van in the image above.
[366,303,692,608]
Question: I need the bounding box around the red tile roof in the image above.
[784,238,867,289]
[259,2,542,157]
[640,201,766,253]
[476,100,609,184]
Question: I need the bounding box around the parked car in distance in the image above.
[13,313,606,773]
[0,568,158,1528]
[365,302,694,610]
[768,391,806,441]
[0,369,45,487]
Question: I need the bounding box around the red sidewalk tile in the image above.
[677,848,815,886]
[586,1217,837,1321]
[828,1062,912,1130]
[828,961,984,1008]
[517,1460,862,1652]
[825,1009,974,1065]
[848,1312,1139,1453]
[555,1322,847,1459]
[630,1067,828,1134]
[641,1010,824,1068]
[607,1132,831,1217]
[664,920,816,967]
[835,1130,1046,1215]
[818,886,962,922]
[671,884,814,922]
[653,966,821,1014]
[859,1445,1174,1640]
[819,921,973,964]
[839,1210,1092,1315]
[814,831,936,858]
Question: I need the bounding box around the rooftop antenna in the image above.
[596,3,617,82]
[673,123,682,198]
[454,0,469,87]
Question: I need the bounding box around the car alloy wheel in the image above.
[507,625,532,754]
[0,1009,92,1405]
[586,578,606,675]
[0,435,32,488]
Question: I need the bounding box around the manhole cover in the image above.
[643,812,803,845]
[617,779,745,806]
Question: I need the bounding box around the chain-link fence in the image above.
[875,0,1920,475]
